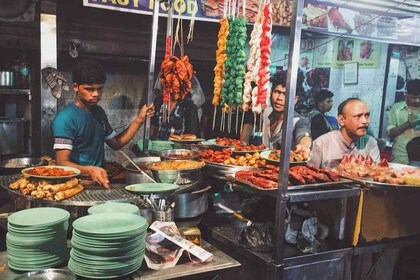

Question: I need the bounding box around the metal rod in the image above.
[143,0,161,151]
[119,151,157,183]
[273,0,305,277]
[212,105,217,131]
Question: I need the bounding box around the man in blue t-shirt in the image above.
[52,59,154,188]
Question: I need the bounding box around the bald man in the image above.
[309,98,380,168]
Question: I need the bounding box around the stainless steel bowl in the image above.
[159,149,200,161]
[148,160,204,185]
[13,269,76,280]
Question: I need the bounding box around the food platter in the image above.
[21,166,81,179]
[233,177,354,196]
[203,139,245,148]
[260,150,309,166]
[169,138,205,144]
[324,159,420,191]
[231,148,268,155]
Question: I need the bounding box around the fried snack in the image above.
[43,178,79,194]
[9,178,29,190]
[182,134,197,140]
[54,184,84,201]
[9,177,83,201]
[169,134,183,140]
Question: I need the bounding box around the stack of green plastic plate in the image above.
[87,202,140,215]
[69,213,148,279]
[6,207,70,272]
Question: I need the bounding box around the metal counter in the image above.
[0,240,240,280]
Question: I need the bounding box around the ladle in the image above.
[119,151,157,183]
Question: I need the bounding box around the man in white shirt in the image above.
[309,98,380,168]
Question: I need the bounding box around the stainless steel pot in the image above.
[0,118,29,155]
[0,157,47,175]
[122,157,161,184]
[172,186,211,219]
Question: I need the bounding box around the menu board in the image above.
[83,0,294,26]
[302,0,420,46]
[332,38,381,68]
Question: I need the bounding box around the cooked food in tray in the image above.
[331,155,420,186]
[233,143,266,152]
[235,165,340,189]
[148,160,205,171]
[266,149,309,162]
[200,149,265,167]
[23,166,76,176]
[8,177,84,201]
[215,137,243,147]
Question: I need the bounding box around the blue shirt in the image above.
[52,103,115,166]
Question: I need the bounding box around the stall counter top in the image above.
[0,240,240,280]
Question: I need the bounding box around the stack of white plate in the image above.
[7,207,70,272]
[69,213,148,279]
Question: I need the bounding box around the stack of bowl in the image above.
[69,213,148,279]
[6,207,70,272]
[87,202,140,215]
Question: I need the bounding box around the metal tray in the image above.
[324,159,420,191]
[202,161,260,179]
[0,174,139,206]
[233,177,354,192]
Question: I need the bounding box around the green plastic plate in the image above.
[8,207,70,228]
[124,183,179,194]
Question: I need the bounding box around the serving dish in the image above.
[159,149,200,161]
[21,166,80,179]
[260,150,309,166]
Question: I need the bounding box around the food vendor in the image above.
[149,87,200,141]
[309,98,380,168]
[261,71,312,156]
[387,79,420,164]
[52,59,155,188]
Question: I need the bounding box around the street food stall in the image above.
[1,0,420,279]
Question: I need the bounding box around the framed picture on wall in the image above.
[344,62,358,84]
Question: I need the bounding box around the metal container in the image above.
[13,269,76,280]
[159,149,200,161]
[122,157,161,184]
[172,186,211,219]
[0,71,14,87]
[148,161,204,185]
[152,208,174,222]
[0,157,47,175]
[0,118,29,155]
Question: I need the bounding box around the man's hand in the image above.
[87,166,110,189]
[295,144,311,159]
[138,103,155,123]
[409,115,420,129]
